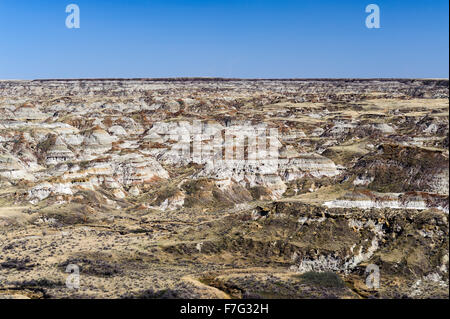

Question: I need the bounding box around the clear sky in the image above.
[0,0,448,79]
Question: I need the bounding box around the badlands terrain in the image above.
[0,78,448,299]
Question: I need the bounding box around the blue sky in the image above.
[0,0,448,79]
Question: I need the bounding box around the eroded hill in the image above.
[0,79,448,299]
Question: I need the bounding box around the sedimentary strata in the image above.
[0,78,448,299]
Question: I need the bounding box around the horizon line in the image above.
[1,77,449,82]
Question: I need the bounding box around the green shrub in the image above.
[298,271,345,288]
